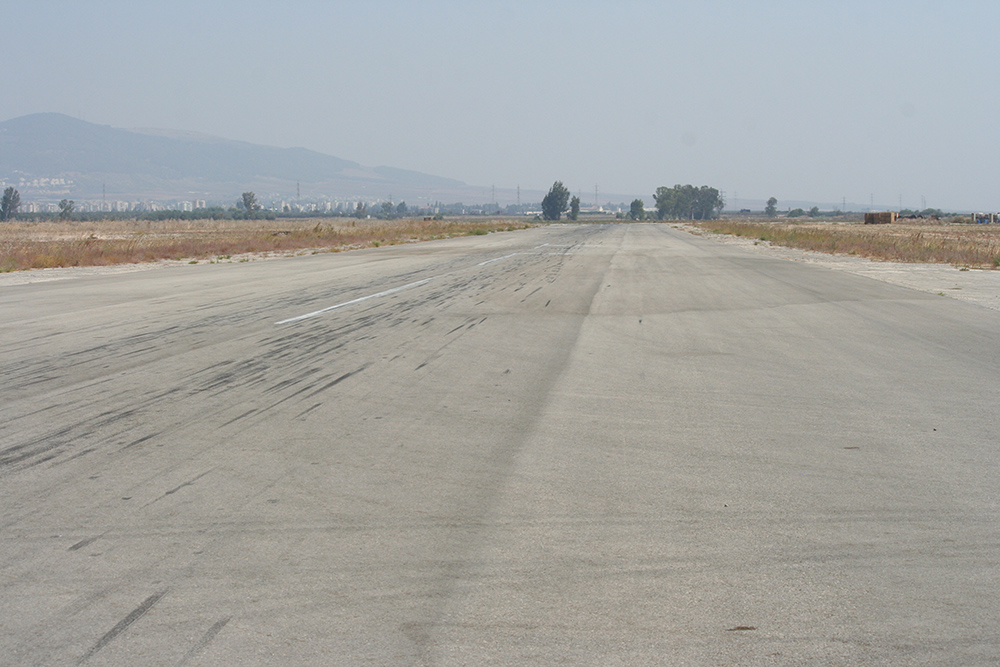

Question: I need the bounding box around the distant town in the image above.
[0,175,628,218]
[0,174,977,224]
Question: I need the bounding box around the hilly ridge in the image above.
[0,113,466,203]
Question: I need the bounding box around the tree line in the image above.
[0,188,74,221]
[3,181,735,225]
[650,184,724,220]
[540,181,724,221]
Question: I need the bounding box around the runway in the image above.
[2,223,999,665]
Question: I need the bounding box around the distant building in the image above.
[864,211,896,224]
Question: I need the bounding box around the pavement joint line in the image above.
[276,244,552,325]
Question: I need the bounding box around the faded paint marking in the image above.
[276,278,434,324]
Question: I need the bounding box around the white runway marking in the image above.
[276,244,553,325]
[275,278,434,325]
[476,244,549,266]
[476,252,521,266]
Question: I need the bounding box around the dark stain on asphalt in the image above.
[77,589,168,664]
[121,433,158,450]
[220,409,258,428]
[51,447,98,467]
[294,403,323,419]
[304,365,370,399]
[177,616,231,666]
[68,536,101,551]
[163,469,214,497]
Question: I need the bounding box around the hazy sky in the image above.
[6,1,999,209]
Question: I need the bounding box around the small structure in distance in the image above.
[864,211,897,225]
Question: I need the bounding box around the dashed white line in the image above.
[275,243,555,325]
[275,278,434,324]
[476,244,550,266]
[476,252,521,266]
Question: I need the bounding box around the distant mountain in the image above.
[0,113,466,203]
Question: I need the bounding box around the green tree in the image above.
[629,199,645,220]
[697,186,725,220]
[541,181,570,221]
[808,206,820,218]
[788,208,806,217]
[653,184,724,220]
[568,196,580,220]
[0,187,20,221]
[240,192,261,219]
[765,197,778,217]
[653,186,675,220]
[354,202,368,219]
[58,199,75,219]
[396,201,408,216]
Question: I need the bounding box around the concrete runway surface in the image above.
[2,223,999,665]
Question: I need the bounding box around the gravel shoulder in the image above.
[0,248,333,287]
[676,223,1000,312]
[0,261,166,286]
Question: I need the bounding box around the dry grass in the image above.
[0,217,533,272]
[690,220,1000,269]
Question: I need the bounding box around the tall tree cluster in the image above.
[240,191,261,219]
[653,185,724,220]
[765,197,778,217]
[568,196,580,221]
[58,199,74,219]
[541,181,570,221]
[1,187,20,221]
